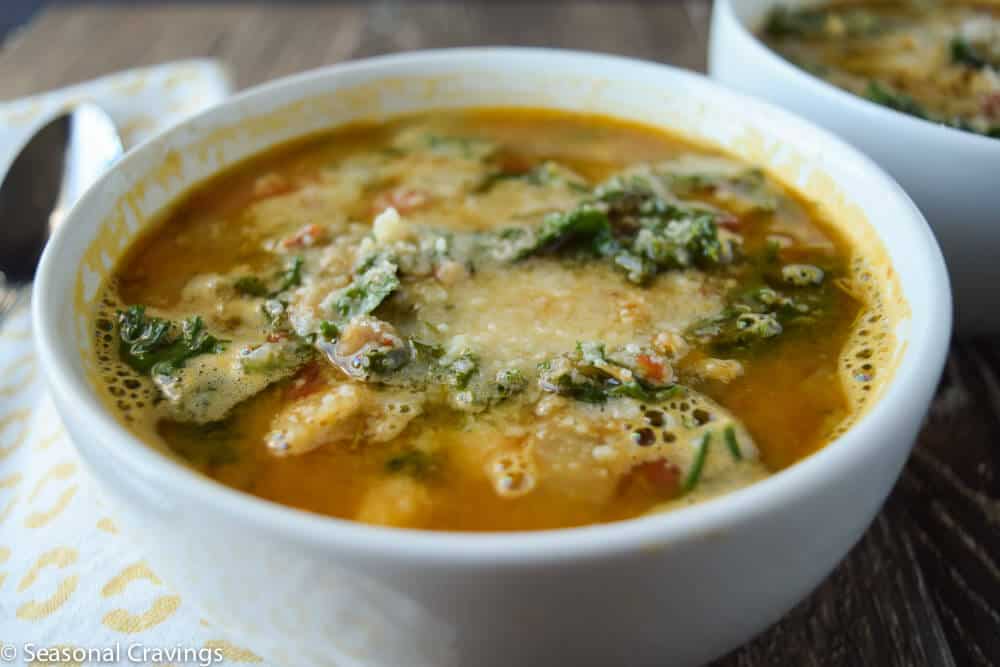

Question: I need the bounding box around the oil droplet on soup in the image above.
[94,109,893,531]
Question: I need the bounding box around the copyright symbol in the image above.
[0,644,16,661]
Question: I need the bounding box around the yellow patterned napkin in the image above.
[0,63,266,665]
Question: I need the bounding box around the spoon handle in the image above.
[0,278,27,330]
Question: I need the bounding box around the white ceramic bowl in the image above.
[709,0,999,335]
[34,49,951,667]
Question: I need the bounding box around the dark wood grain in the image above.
[719,342,1000,667]
[0,1,708,99]
[2,3,997,665]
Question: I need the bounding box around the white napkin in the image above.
[0,62,269,666]
[0,59,232,171]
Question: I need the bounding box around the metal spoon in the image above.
[0,103,123,323]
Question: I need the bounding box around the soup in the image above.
[759,1,1000,138]
[94,110,892,531]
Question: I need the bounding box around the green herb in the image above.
[233,276,269,297]
[661,167,778,214]
[260,299,287,329]
[330,252,400,324]
[736,312,783,338]
[412,340,445,362]
[691,306,784,354]
[385,449,438,478]
[862,69,997,140]
[494,368,527,398]
[764,239,782,264]
[763,5,828,38]
[689,251,833,354]
[361,345,412,375]
[764,5,880,38]
[477,162,584,193]
[275,256,304,293]
[662,172,718,197]
[442,352,479,390]
[117,306,225,376]
[505,176,729,285]
[724,425,742,461]
[865,81,927,120]
[425,134,494,159]
[521,206,612,258]
[599,180,729,276]
[951,36,988,69]
[538,342,680,404]
[682,432,712,493]
[319,321,339,341]
[632,213,723,269]
[117,305,171,365]
[239,340,314,374]
[543,370,609,404]
[234,256,304,298]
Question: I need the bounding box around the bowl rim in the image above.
[713,0,1000,152]
[32,46,952,567]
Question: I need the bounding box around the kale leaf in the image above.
[764,5,880,39]
[507,177,729,284]
[518,206,613,258]
[538,342,680,404]
[234,256,304,298]
[865,81,927,120]
[632,213,723,269]
[763,5,829,37]
[951,37,988,69]
[477,161,588,193]
[328,252,400,324]
[688,276,831,354]
[866,80,998,140]
[274,256,304,293]
[440,351,479,390]
[360,344,412,375]
[117,305,225,376]
[494,368,527,399]
[233,276,269,297]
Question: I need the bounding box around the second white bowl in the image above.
[710,0,998,334]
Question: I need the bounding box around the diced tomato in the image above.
[636,354,666,382]
[266,332,289,343]
[373,187,429,214]
[983,92,1000,120]
[282,223,326,249]
[286,362,325,400]
[634,460,681,490]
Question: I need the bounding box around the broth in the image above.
[95,109,889,531]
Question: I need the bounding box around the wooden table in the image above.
[2,3,996,665]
